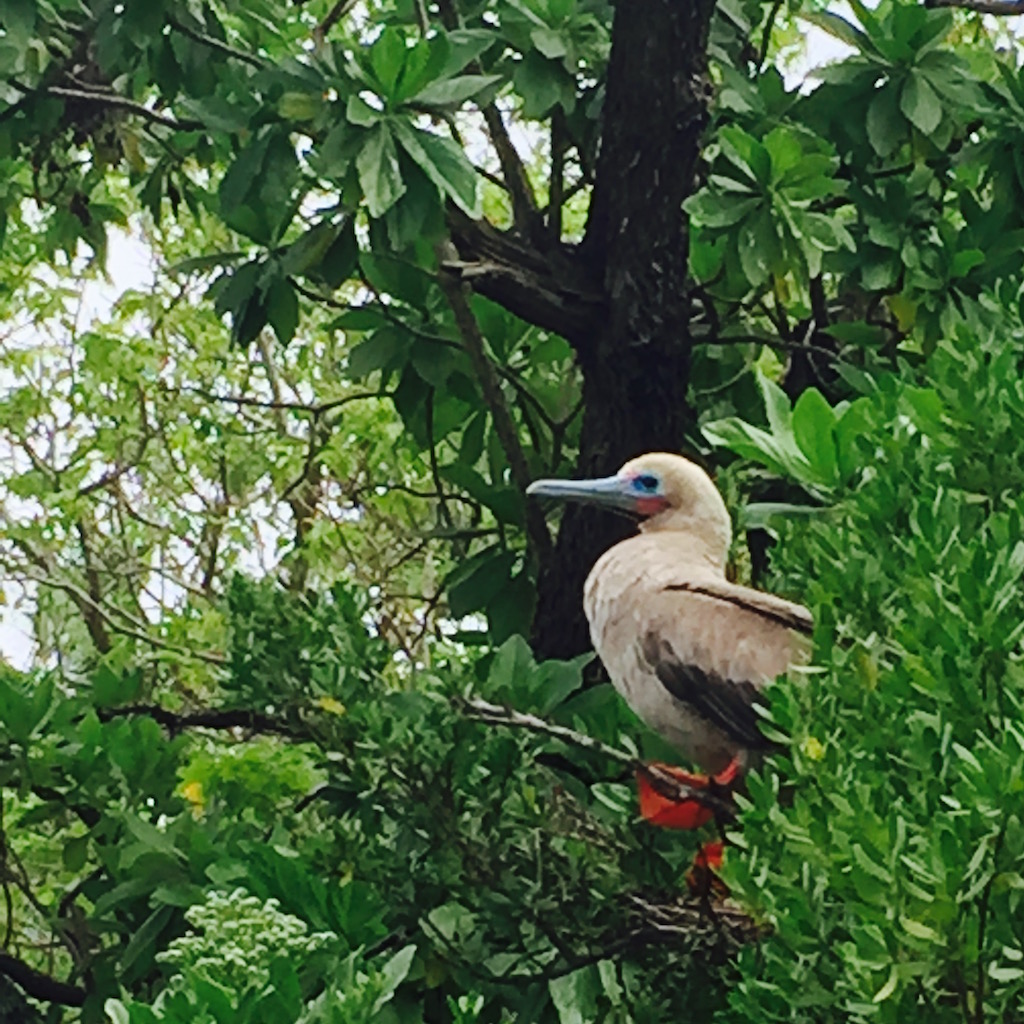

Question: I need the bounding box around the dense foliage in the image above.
[4,0,1024,1021]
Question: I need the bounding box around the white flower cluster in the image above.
[157,888,336,993]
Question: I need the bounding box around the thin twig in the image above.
[757,0,784,69]
[169,383,387,414]
[41,86,203,132]
[97,704,298,737]
[15,570,226,666]
[549,108,567,241]
[434,0,540,234]
[168,18,267,68]
[314,0,360,47]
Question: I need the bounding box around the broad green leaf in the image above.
[391,120,480,216]
[866,87,904,157]
[530,26,568,59]
[684,192,761,228]
[347,327,408,377]
[737,208,776,286]
[412,74,502,108]
[719,126,772,186]
[266,277,299,345]
[513,50,570,118]
[356,124,407,218]
[369,27,409,100]
[373,944,417,1011]
[792,388,839,485]
[799,10,870,51]
[347,94,382,127]
[900,71,942,135]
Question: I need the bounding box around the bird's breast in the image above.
[583,541,741,771]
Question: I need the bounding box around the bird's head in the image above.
[527,452,732,564]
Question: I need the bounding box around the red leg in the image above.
[635,757,742,830]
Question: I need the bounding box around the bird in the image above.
[527,452,812,829]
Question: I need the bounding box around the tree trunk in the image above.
[531,0,717,660]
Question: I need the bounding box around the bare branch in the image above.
[548,108,567,242]
[437,248,554,561]
[445,211,604,343]
[170,382,387,415]
[97,704,299,737]
[0,953,85,1007]
[758,0,784,68]
[16,569,226,666]
[168,18,268,68]
[314,0,360,47]
[41,86,204,132]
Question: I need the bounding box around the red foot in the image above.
[635,758,741,830]
[686,840,728,896]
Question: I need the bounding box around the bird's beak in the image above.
[526,475,637,513]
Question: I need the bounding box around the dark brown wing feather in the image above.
[640,632,772,750]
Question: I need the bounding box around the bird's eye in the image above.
[633,474,660,493]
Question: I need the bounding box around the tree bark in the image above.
[531,0,717,660]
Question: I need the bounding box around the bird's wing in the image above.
[637,577,812,750]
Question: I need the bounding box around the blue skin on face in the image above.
[631,473,662,494]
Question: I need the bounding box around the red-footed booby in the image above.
[527,452,812,828]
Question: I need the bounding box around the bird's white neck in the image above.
[637,509,732,573]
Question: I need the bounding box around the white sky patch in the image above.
[0,227,153,669]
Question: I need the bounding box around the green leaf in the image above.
[866,87,905,157]
[412,74,502,108]
[120,905,174,980]
[104,1000,131,1024]
[950,248,984,279]
[347,94,382,127]
[530,26,568,59]
[357,124,407,218]
[63,835,89,872]
[448,548,517,617]
[719,126,772,186]
[758,370,794,439]
[266,277,299,345]
[513,51,569,118]
[347,327,409,377]
[901,71,943,135]
[370,27,409,100]
[792,388,839,485]
[550,967,600,1024]
[799,10,870,51]
[319,220,359,288]
[872,965,899,1003]
[737,208,776,287]
[375,944,416,1011]
[391,120,480,216]
[684,191,761,229]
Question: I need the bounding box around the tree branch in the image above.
[168,18,267,68]
[97,704,299,737]
[434,0,541,235]
[0,953,85,1007]
[923,0,1024,12]
[40,86,203,132]
[314,0,360,47]
[460,697,737,820]
[445,211,604,342]
[437,250,553,562]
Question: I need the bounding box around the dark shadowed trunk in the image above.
[530,0,717,660]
